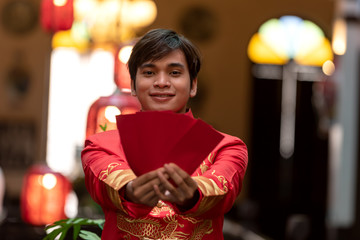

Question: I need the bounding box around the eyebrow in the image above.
[139,62,185,69]
[168,63,185,69]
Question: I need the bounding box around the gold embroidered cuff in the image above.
[192,176,227,216]
[103,169,136,212]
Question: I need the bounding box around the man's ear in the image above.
[190,78,197,98]
[131,79,136,96]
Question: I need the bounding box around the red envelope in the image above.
[116,111,224,176]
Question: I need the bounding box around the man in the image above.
[81,29,248,239]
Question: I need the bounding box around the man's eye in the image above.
[170,71,181,76]
[143,71,154,76]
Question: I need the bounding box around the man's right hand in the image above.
[124,168,167,207]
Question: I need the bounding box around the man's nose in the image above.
[154,73,170,88]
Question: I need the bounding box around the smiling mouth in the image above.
[150,94,174,102]
[152,94,174,97]
[150,93,175,97]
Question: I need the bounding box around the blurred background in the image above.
[0,0,359,239]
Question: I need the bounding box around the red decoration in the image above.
[21,165,72,226]
[41,0,74,32]
[86,91,141,138]
[114,43,135,91]
[116,111,224,176]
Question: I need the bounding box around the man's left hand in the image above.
[154,163,199,210]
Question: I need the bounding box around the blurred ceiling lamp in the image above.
[21,165,72,226]
[86,91,141,138]
[248,16,333,66]
[332,18,347,55]
[73,0,157,44]
[52,21,90,52]
[120,0,157,28]
[322,60,336,76]
[41,0,74,32]
[114,42,134,92]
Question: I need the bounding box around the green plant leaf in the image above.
[99,123,107,131]
[43,227,63,240]
[43,218,104,240]
[73,224,81,240]
[79,230,101,240]
[58,228,70,240]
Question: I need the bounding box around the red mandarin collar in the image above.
[184,109,194,118]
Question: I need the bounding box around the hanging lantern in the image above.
[73,0,157,44]
[120,0,157,29]
[114,42,135,92]
[86,90,141,138]
[41,0,74,32]
[21,165,72,226]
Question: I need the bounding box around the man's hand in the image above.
[124,168,167,207]
[154,163,199,210]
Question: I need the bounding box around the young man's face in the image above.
[132,49,197,113]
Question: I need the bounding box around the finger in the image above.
[157,170,177,193]
[153,184,168,200]
[136,186,160,205]
[164,164,190,189]
[132,168,166,196]
[157,183,166,193]
[157,170,186,203]
[134,168,165,186]
[164,164,197,201]
[154,184,175,202]
[165,163,197,188]
[147,195,161,207]
[133,177,161,198]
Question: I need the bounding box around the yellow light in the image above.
[73,0,96,21]
[86,0,125,43]
[248,16,334,66]
[52,30,90,52]
[118,46,133,64]
[105,106,121,123]
[54,0,67,7]
[121,0,157,28]
[294,20,324,57]
[332,18,347,55]
[247,33,289,65]
[73,0,157,44]
[322,60,335,76]
[258,19,289,59]
[295,38,333,66]
[42,174,57,190]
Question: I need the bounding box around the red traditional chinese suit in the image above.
[81,111,248,239]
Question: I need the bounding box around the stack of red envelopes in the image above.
[116,111,224,176]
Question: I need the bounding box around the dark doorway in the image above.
[248,64,329,240]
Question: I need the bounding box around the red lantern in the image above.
[86,90,141,138]
[21,165,72,226]
[41,0,74,32]
[114,42,135,92]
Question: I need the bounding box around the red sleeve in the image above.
[177,134,248,218]
[81,131,138,214]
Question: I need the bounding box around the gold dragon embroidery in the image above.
[99,163,121,180]
[199,153,215,175]
[211,170,228,193]
[117,209,213,239]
